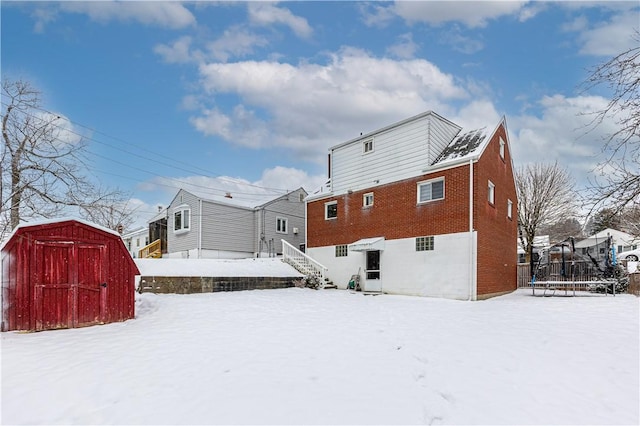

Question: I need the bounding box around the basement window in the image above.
[416,236,434,251]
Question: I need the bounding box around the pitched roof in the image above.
[178,186,306,210]
[432,127,488,166]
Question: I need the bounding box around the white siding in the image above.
[259,188,306,254]
[330,113,460,195]
[307,231,476,300]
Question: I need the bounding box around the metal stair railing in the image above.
[281,239,327,282]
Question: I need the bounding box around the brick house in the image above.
[305,111,517,300]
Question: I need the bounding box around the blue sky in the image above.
[2,1,638,228]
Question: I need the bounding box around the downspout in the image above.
[469,158,475,301]
[198,199,202,259]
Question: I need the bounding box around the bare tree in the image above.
[582,30,640,224]
[516,162,576,261]
[1,78,133,238]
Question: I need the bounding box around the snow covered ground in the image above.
[1,288,638,425]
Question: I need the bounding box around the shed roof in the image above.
[1,217,122,252]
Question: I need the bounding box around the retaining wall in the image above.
[138,276,297,294]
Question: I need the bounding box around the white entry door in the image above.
[364,250,382,292]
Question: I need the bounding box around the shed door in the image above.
[76,243,107,327]
[33,242,107,331]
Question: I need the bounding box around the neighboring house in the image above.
[517,235,551,264]
[305,111,518,300]
[575,228,639,258]
[121,227,149,258]
[165,187,307,259]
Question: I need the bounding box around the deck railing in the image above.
[281,239,327,281]
[139,239,162,259]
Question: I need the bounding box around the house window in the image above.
[507,199,513,219]
[499,137,505,160]
[416,236,435,251]
[174,205,190,233]
[276,217,288,234]
[136,238,140,247]
[363,139,374,154]
[488,181,495,205]
[325,201,338,220]
[417,178,445,203]
[335,245,348,257]
[363,192,374,207]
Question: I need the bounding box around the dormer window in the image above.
[363,139,374,154]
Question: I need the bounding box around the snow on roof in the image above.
[1,217,122,252]
[181,187,294,210]
[432,127,488,166]
[122,227,148,239]
[135,258,304,278]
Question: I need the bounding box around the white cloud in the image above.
[393,1,530,28]
[576,12,639,56]
[191,48,469,162]
[58,1,196,29]
[207,27,270,62]
[386,33,419,59]
[358,2,398,28]
[154,36,195,64]
[247,2,312,38]
[255,166,327,193]
[439,26,485,54]
[509,94,616,188]
[139,166,326,205]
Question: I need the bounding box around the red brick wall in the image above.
[474,124,518,297]
[307,165,472,247]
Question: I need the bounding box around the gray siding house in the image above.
[165,187,307,259]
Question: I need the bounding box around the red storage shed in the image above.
[1,218,140,332]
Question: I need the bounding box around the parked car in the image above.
[618,248,640,262]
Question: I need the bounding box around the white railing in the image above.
[281,239,328,282]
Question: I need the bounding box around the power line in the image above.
[0,100,295,194]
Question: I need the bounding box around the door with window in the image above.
[364,250,382,292]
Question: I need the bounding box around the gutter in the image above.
[469,158,476,301]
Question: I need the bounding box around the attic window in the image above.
[363,139,374,154]
[499,137,505,160]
